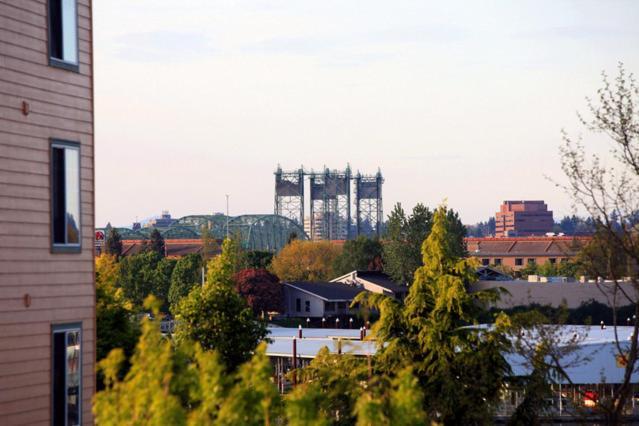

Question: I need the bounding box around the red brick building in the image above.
[466,236,591,271]
[495,200,554,237]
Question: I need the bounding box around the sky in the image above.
[93,0,639,227]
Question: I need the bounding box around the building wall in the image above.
[474,255,571,271]
[495,200,553,237]
[283,286,325,317]
[471,280,639,309]
[0,1,95,424]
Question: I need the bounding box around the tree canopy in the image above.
[270,240,341,282]
[168,253,203,310]
[235,268,283,316]
[332,236,383,276]
[105,228,123,257]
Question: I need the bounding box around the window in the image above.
[51,141,81,252]
[325,302,335,312]
[295,298,301,312]
[337,302,347,310]
[481,258,490,266]
[515,258,523,266]
[549,258,557,264]
[305,300,310,313]
[494,258,502,266]
[52,324,81,426]
[527,258,536,265]
[48,0,78,70]
[560,258,569,264]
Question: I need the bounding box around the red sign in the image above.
[95,230,105,241]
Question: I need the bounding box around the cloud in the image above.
[113,31,215,62]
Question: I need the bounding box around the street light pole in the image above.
[225,194,230,239]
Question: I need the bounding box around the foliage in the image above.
[117,251,176,311]
[94,298,280,426]
[296,347,369,425]
[467,217,496,237]
[200,224,219,262]
[206,238,243,287]
[556,215,596,236]
[382,203,466,285]
[94,297,187,425]
[148,228,166,257]
[332,236,383,276]
[518,259,580,278]
[216,343,281,426]
[285,383,331,426]
[173,239,267,371]
[357,206,510,424]
[243,250,275,269]
[168,253,203,310]
[96,255,139,365]
[270,240,342,281]
[105,228,123,257]
[235,268,283,316]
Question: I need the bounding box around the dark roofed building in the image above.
[283,281,366,318]
[121,239,211,258]
[331,270,407,300]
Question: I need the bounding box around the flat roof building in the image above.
[496,200,554,237]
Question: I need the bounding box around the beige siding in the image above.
[0,0,95,424]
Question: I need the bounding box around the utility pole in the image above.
[225,194,230,239]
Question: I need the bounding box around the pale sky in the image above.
[93,0,639,227]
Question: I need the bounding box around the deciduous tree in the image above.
[168,253,202,310]
[333,235,383,276]
[235,268,283,316]
[270,240,341,281]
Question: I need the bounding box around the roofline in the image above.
[465,236,592,242]
[283,282,361,302]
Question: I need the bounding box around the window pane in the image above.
[52,147,66,244]
[65,148,80,244]
[61,0,77,63]
[66,331,81,426]
[53,332,66,426]
[49,0,63,59]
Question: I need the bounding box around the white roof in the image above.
[266,325,639,384]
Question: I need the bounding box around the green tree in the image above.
[200,224,219,262]
[168,253,203,309]
[333,235,384,275]
[118,251,175,310]
[105,228,123,257]
[382,203,432,285]
[95,255,139,366]
[358,206,510,424]
[173,239,267,371]
[149,228,166,257]
[216,343,281,426]
[286,383,331,426]
[243,250,275,269]
[94,297,187,425]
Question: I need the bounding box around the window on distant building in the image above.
[337,302,347,310]
[482,258,490,266]
[52,324,81,426]
[48,0,78,71]
[305,300,310,312]
[295,298,301,312]
[51,141,81,252]
[560,258,569,263]
[549,258,557,264]
[325,302,335,311]
[527,258,536,265]
[515,258,523,266]
[494,258,502,266]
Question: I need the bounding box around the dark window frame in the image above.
[52,322,82,426]
[50,139,82,253]
[515,258,523,266]
[304,300,310,313]
[295,298,301,312]
[47,0,80,72]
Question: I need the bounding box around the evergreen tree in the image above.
[333,235,384,275]
[168,253,203,310]
[200,224,219,262]
[357,206,511,424]
[149,228,166,257]
[105,228,123,257]
[286,383,331,426]
[117,251,175,310]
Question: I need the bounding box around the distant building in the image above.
[282,281,365,318]
[331,271,407,300]
[495,200,553,237]
[146,210,176,228]
[466,236,591,271]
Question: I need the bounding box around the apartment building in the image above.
[495,200,554,237]
[0,1,95,424]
